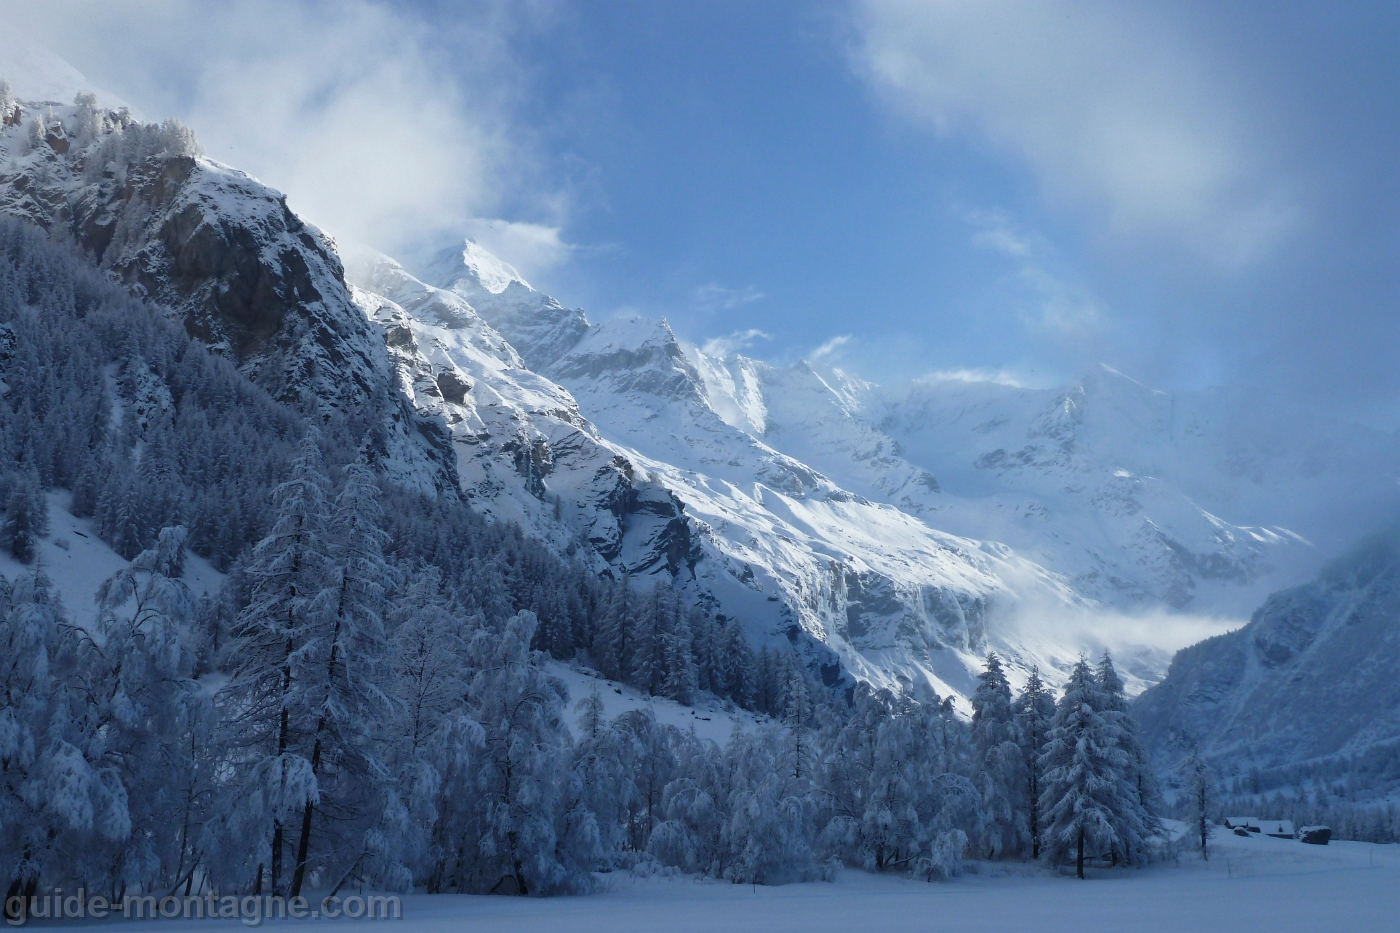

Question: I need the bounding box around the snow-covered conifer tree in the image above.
[211,434,335,895]
[1096,652,1160,864]
[284,462,397,896]
[1013,666,1056,858]
[1038,658,1127,878]
[1,466,47,562]
[970,653,1026,858]
[662,607,697,704]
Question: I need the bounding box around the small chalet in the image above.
[1223,817,1295,838]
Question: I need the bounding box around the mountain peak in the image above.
[420,237,530,296]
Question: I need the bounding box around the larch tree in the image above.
[1181,749,1214,861]
[213,433,335,896]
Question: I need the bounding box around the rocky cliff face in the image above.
[1135,534,1400,772]
[0,94,455,493]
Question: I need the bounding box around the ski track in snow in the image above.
[62,832,1400,933]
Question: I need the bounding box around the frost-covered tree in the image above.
[815,687,980,877]
[1181,749,1214,860]
[444,611,596,894]
[1096,652,1160,864]
[383,565,482,889]
[1038,658,1127,879]
[970,653,1026,858]
[1014,666,1056,859]
[721,726,819,884]
[86,526,211,893]
[210,434,335,895]
[284,462,398,896]
[0,570,128,904]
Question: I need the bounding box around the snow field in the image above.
[64,832,1400,933]
[549,661,760,745]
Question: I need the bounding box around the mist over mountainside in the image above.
[4,61,1398,711]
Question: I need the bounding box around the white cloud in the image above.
[701,328,770,358]
[694,283,766,312]
[919,368,1026,388]
[966,209,1030,258]
[852,1,1296,265]
[1018,266,1103,336]
[0,0,556,257]
[811,334,851,360]
[965,209,1104,337]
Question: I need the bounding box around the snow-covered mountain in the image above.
[6,61,1398,708]
[678,353,1400,619]
[346,244,1092,701]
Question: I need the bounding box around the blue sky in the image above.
[6,1,1400,423]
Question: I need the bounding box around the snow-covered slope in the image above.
[0,492,224,628]
[408,238,1400,700]
[345,246,1081,702]
[1135,532,1400,772]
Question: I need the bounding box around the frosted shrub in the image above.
[918,828,968,881]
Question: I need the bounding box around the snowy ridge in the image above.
[408,239,1400,699]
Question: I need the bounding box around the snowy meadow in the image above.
[33,833,1400,933]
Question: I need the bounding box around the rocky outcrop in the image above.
[0,97,458,494]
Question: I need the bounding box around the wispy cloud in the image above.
[701,328,771,358]
[693,282,766,311]
[966,208,1031,258]
[851,0,1296,266]
[919,368,1027,388]
[0,0,559,258]
[811,334,852,360]
[965,209,1104,337]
